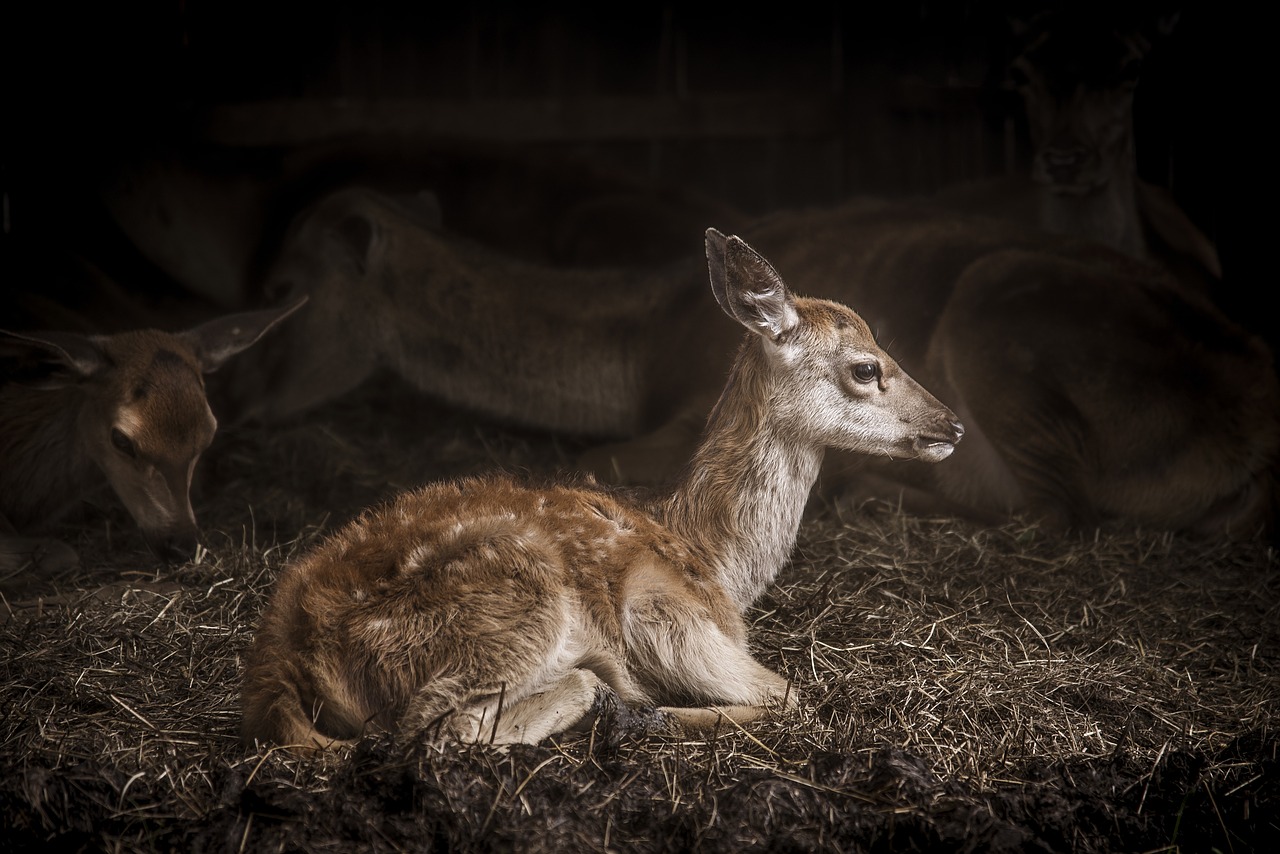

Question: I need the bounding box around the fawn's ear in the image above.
[0,329,110,379]
[705,228,798,341]
[179,296,308,373]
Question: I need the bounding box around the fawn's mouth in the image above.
[913,421,964,462]
[914,440,956,462]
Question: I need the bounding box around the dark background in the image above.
[0,1,1242,335]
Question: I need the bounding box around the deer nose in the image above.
[949,420,965,443]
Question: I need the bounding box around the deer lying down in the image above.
[214,187,717,436]
[0,299,306,574]
[239,229,962,750]
[99,137,748,309]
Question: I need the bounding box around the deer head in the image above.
[1,298,305,562]
[1008,9,1177,195]
[705,228,963,464]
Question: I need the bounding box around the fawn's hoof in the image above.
[577,685,673,744]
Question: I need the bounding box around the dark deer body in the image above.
[100,139,746,309]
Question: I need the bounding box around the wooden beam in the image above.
[192,93,847,147]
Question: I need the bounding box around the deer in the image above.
[218,186,1279,540]
[99,137,747,309]
[933,8,1221,297]
[238,228,964,750]
[0,298,307,575]
[210,186,724,436]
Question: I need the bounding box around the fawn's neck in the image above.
[0,383,94,528]
[660,337,823,613]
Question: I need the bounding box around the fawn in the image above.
[0,299,306,574]
[239,229,963,749]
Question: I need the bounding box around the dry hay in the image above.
[2,374,1276,853]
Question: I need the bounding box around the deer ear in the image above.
[705,228,731,312]
[1006,11,1036,42]
[180,296,308,373]
[0,329,110,379]
[1149,11,1179,41]
[705,229,798,341]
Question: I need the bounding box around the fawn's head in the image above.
[706,228,963,462]
[3,299,304,562]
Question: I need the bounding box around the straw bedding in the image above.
[2,374,1275,852]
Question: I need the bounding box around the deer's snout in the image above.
[913,416,964,463]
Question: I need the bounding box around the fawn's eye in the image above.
[852,363,879,384]
[111,428,137,458]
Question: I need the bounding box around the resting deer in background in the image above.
[99,137,746,309]
[220,186,1279,539]
[213,187,719,436]
[0,299,306,574]
[934,8,1221,295]
[239,228,963,750]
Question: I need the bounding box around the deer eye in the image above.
[111,428,138,458]
[852,363,879,384]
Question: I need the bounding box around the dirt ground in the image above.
[2,374,1277,853]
